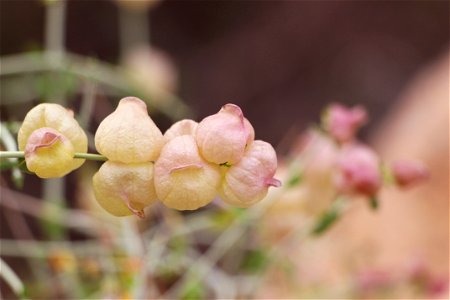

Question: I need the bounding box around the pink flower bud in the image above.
[324,103,367,143]
[154,135,221,210]
[335,144,381,197]
[219,140,281,207]
[95,97,164,163]
[24,127,76,178]
[195,103,254,165]
[391,160,429,187]
[164,119,198,142]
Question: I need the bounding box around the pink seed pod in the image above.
[18,103,88,171]
[95,97,164,163]
[164,119,198,142]
[195,103,255,165]
[92,161,157,218]
[335,144,381,197]
[219,140,281,208]
[323,103,367,143]
[154,135,221,210]
[391,160,429,187]
[24,127,76,178]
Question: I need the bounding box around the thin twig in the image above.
[0,258,28,299]
[0,150,107,161]
[0,52,193,121]
[0,187,114,235]
[0,239,107,258]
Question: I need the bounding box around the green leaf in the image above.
[180,277,205,300]
[286,172,302,187]
[311,208,340,236]
[311,197,347,236]
[241,249,269,273]
[369,196,379,210]
[0,159,21,171]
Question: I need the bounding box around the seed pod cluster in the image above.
[17,98,281,218]
[95,99,281,216]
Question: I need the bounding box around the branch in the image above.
[0,151,107,161]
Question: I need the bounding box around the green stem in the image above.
[0,151,24,159]
[74,152,107,161]
[0,151,107,161]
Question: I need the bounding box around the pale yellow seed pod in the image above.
[195,103,255,165]
[24,127,76,178]
[154,135,221,210]
[18,103,88,174]
[220,140,281,207]
[92,161,157,218]
[95,97,164,163]
[164,119,198,142]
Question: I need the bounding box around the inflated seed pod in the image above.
[164,119,198,141]
[195,103,254,165]
[154,135,221,210]
[322,103,367,143]
[92,161,157,218]
[334,144,381,197]
[95,97,164,163]
[18,103,88,177]
[24,127,75,178]
[219,140,281,207]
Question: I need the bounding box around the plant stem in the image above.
[0,151,107,161]
[0,151,24,159]
[73,152,107,161]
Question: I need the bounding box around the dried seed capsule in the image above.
[18,103,88,177]
[335,144,381,197]
[195,103,254,165]
[154,135,221,210]
[220,140,281,207]
[24,127,76,178]
[164,119,198,142]
[391,160,429,187]
[95,97,164,163]
[322,103,367,143]
[92,161,157,218]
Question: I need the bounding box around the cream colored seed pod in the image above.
[95,97,164,163]
[92,161,157,218]
[154,135,221,210]
[220,140,281,208]
[24,127,75,178]
[164,119,198,142]
[18,103,88,175]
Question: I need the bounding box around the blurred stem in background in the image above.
[41,0,69,241]
[0,52,192,121]
[119,4,150,60]
[0,258,27,300]
[45,0,66,63]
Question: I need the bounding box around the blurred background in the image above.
[0,0,448,299]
